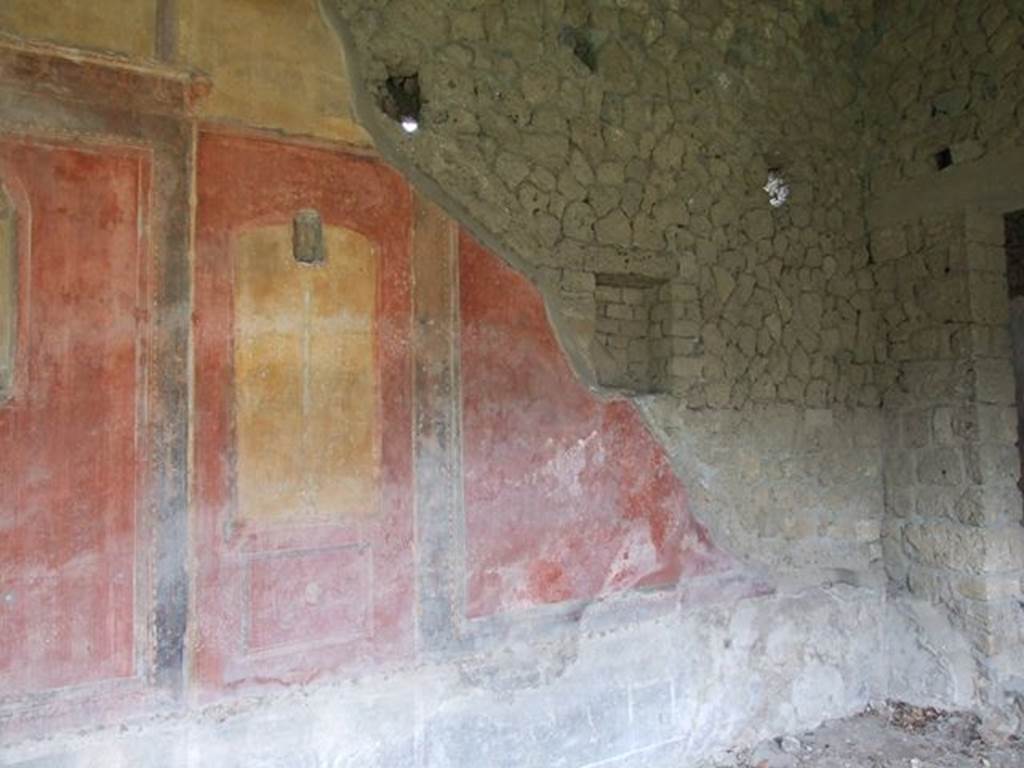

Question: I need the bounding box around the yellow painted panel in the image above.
[0,0,156,59]
[233,224,379,523]
[179,0,369,144]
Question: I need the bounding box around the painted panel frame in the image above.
[0,139,152,702]
[409,202,750,658]
[193,129,415,693]
[0,46,193,740]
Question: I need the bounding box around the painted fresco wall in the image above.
[0,0,158,59]
[0,140,149,697]
[0,119,726,729]
[192,131,414,692]
[0,0,368,145]
[177,0,368,144]
[0,14,901,767]
[459,234,728,618]
[188,131,721,690]
[0,44,196,742]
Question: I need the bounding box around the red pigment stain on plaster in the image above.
[459,233,730,618]
[193,131,414,693]
[0,141,146,695]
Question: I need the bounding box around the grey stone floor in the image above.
[704,703,1024,768]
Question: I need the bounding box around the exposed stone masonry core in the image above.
[1007,210,1024,298]
[868,3,1024,188]
[329,0,880,410]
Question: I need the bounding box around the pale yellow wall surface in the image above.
[0,0,157,59]
[178,0,369,144]
[0,0,369,145]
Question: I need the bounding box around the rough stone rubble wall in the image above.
[868,0,1024,189]
[328,0,885,411]
[325,0,892,585]
[875,213,1020,599]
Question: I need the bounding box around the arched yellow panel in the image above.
[232,222,379,524]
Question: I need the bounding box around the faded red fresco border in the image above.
[0,46,193,739]
[458,232,731,618]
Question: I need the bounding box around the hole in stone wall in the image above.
[1004,209,1024,509]
[593,273,670,394]
[379,72,422,133]
[559,25,596,72]
[934,147,953,171]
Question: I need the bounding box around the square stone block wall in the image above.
[875,207,1024,708]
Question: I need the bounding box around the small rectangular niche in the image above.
[593,272,669,394]
[293,208,325,265]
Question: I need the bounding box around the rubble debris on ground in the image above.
[704,702,1024,768]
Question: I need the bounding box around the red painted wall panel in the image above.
[459,234,728,618]
[193,131,414,693]
[246,545,372,652]
[0,140,147,695]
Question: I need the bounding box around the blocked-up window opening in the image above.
[0,184,15,401]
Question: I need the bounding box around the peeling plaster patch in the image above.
[601,526,659,592]
[538,429,601,499]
